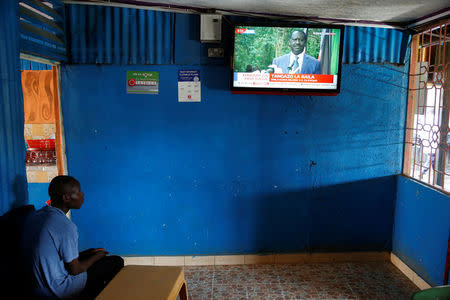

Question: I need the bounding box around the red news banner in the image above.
[269,73,334,83]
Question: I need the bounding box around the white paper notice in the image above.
[178,70,201,102]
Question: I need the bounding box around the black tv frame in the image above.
[230,23,345,96]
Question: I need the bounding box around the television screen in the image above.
[230,24,344,95]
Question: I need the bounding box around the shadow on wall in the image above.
[243,175,396,254]
[71,175,397,255]
[10,175,29,211]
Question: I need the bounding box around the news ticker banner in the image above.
[233,72,336,89]
[178,69,201,102]
[269,73,333,83]
[127,71,159,94]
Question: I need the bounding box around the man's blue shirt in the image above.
[21,205,87,299]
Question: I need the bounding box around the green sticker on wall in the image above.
[126,71,159,94]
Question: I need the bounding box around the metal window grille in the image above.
[404,20,450,192]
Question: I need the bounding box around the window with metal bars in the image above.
[403,20,449,192]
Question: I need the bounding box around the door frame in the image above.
[20,53,67,176]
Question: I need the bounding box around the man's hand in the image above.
[66,248,109,275]
[79,248,109,260]
[266,65,282,73]
[79,248,94,260]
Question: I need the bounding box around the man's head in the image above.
[48,175,84,210]
[289,30,307,55]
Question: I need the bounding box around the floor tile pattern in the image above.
[184,262,419,300]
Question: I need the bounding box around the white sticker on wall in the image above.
[178,70,201,102]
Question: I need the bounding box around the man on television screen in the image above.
[270,30,321,74]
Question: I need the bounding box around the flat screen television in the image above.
[230,23,344,95]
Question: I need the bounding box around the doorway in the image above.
[21,56,66,209]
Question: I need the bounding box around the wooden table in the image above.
[96,265,188,300]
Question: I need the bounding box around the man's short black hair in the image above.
[48,175,80,203]
[291,30,306,39]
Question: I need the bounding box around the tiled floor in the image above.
[184,262,420,300]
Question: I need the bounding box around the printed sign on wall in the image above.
[178,70,201,102]
[127,71,159,94]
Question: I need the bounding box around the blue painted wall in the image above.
[60,60,408,255]
[56,12,410,255]
[392,176,450,286]
[27,183,49,210]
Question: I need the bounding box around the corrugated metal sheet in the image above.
[0,0,28,215]
[343,26,410,64]
[68,5,174,65]
[19,0,67,62]
[20,59,52,70]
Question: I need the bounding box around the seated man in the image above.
[21,175,123,299]
[270,30,321,74]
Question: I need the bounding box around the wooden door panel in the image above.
[22,70,55,124]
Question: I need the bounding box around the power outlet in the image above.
[208,48,224,58]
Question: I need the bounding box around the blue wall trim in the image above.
[68,5,174,65]
[0,0,28,215]
[393,176,450,286]
[343,27,410,64]
[66,12,409,67]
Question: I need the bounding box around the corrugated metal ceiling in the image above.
[63,0,450,29]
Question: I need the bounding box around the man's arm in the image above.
[268,56,285,73]
[65,249,108,275]
[272,56,282,68]
[78,248,95,260]
[314,60,322,74]
[78,247,106,260]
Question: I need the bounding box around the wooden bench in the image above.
[96,265,189,300]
